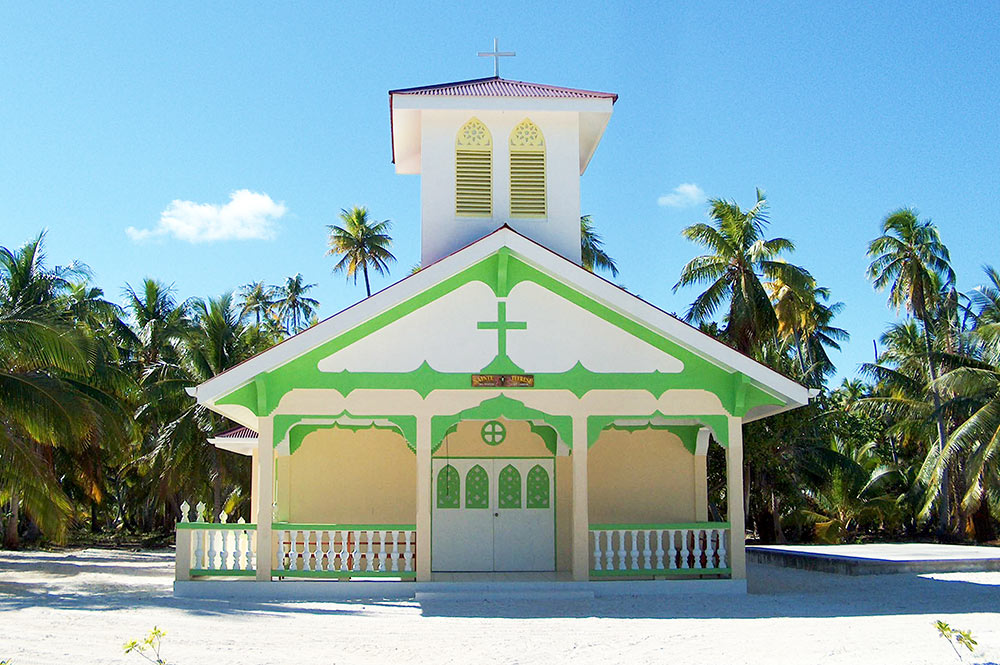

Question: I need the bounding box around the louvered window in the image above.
[509,119,546,217]
[455,118,492,217]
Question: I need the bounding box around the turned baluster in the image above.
[364,531,376,571]
[717,529,727,569]
[616,530,627,571]
[390,531,400,572]
[642,530,653,570]
[680,529,690,569]
[629,530,640,570]
[603,531,614,571]
[704,529,717,569]
[654,530,665,570]
[693,529,704,569]
[404,531,413,572]
[592,531,602,571]
[667,530,677,569]
[378,531,388,572]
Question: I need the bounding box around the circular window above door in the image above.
[481,420,507,446]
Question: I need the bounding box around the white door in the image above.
[431,458,554,572]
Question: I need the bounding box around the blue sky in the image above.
[2,2,998,382]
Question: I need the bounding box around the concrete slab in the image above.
[173,577,747,601]
[748,543,1000,575]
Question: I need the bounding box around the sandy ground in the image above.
[0,549,998,665]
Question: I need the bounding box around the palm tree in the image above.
[327,206,396,297]
[580,215,618,277]
[867,208,955,532]
[797,437,901,543]
[0,233,128,546]
[237,281,277,327]
[274,274,319,335]
[674,189,811,355]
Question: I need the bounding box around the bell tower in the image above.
[389,74,616,267]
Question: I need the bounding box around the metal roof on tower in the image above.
[389,76,618,102]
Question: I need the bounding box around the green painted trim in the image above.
[190,569,256,577]
[177,523,256,530]
[590,522,730,531]
[273,523,416,531]
[529,422,559,455]
[274,412,417,454]
[590,568,732,578]
[213,251,789,419]
[273,570,417,579]
[588,413,730,448]
[429,455,553,460]
[431,394,572,452]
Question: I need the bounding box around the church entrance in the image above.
[431,458,554,572]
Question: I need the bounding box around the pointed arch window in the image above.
[526,465,550,509]
[509,119,546,218]
[436,465,460,509]
[465,465,489,509]
[455,118,493,217]
[498,464,522,509]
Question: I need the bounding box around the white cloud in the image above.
[126,190,287,243]
[657,183,705,208]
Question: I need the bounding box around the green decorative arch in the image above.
[274,411,418,455]
[587,412,730,449]
[431,394,571,453]
[436,465,460,508]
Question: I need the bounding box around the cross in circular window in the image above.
[481,420,507,446]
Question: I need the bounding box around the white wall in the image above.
[420,110,582,267]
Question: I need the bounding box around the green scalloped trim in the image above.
[273,412,417,454]
[431,394,572,452]
[587,413,730,448]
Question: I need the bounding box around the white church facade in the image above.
[173,73,812,594]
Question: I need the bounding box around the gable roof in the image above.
[190,226,812,423]
[389,76,618,102]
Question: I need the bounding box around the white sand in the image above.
[1,548,998,665]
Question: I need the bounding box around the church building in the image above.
[174,65,812,594]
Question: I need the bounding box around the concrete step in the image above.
[415,588,594,602]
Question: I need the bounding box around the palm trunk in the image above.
[771,491,787,544]
[793,329,808,379]
[212,447,222,522]
[90,500,101,534]
[922,317,951,535]
[4,496,20,549]
[971,501,996,543]
[363,264,371,297]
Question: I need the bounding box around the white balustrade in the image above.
[273,528,416,576]
[590,525,730,575]
[185,525,257,574]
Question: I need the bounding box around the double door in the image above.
[431,458,554,572]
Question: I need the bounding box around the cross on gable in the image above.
[477,37,515,77]
[478,301,526,359]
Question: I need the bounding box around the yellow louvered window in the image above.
[455,118,492,217]
[509,119,546,218]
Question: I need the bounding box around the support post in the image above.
[694,427,711,522]
[726,416,746,580]
[416,414,432,581]
[175,528,192,581]
[571,415,589,581]
[255,416,274,582]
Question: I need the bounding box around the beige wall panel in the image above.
[588,429,696,524]
[275,455,291,522]
[432,419,552,458]
[284,428,416,524]
[555,455,572,571]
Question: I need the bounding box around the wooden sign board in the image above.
[471,374,535,388]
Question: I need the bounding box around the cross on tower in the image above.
[478,301,526,359]
[477,38,515,77]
